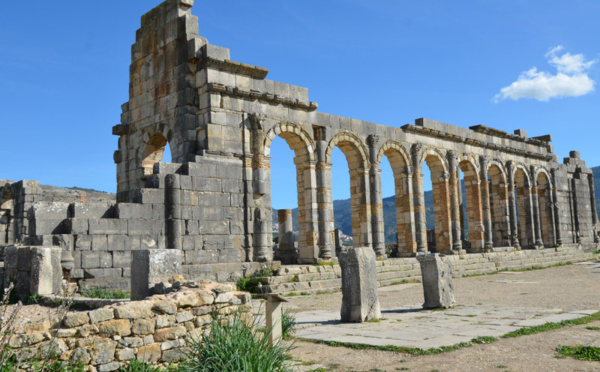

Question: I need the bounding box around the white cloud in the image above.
[493,46,595,103]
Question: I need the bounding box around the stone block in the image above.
[416,253,456,309]
[339,247,381,322]
[30,247,61,295]
[131,250,183,301]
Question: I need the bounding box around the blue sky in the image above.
[1,1,598,209]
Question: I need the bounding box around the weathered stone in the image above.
[97,362,120,372]
[98,319,131,337]
[153,326,187,342]
[131,250,183,301]
[63,312,90,328]
[118,337,144,348]
[136,343,161,363]
[417,253,456,309]
[114,302,152,319]
[89,338,117,365]
[89,308,115,324]
[132,318,155,335]
[339,247,381,323]
[152,300,177,315]
[156,314,176,328]
[115,347,135,361]
[176,310,194,323]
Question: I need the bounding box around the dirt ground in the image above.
[286,259,600,372]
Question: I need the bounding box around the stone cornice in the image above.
[207,83,319,112]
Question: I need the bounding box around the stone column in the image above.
[412,145,427,252]
[250,115,272,262]
[506,161,520,249]
[479,156,494,249]
[277,209,297,264]
[165,174,182,250]
[316,131,334,261]
[530,167,544,248]
[334,228,342,257]
[588,174,600,243]
[447,151,463,253]
[339,246,381,322]
[571,178,582,244]
[367,135,386,258]
[550,169,563,245]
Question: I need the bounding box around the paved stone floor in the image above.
[292,305,598,349]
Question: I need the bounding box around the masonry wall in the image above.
[6,282,251,370]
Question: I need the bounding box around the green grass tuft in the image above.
[503,311,600,338]
[556,345,600,361]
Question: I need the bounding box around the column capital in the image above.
[367,134,379,148]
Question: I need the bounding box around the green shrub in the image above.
[180,314,293,372]
[236,276,257,292]
[282,310,296,339]
[556,345,600,361]
[80,287,130,299]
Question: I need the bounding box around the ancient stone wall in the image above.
[5,282,250,370]
[2,0,598,290]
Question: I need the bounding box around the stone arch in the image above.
[377,141,416,255]
[326,131,371,247]
[513,164,535,248]
[487,161,511,247]
[263,122,318,262]
[420,148,452,252]
[140,124,174,181]
[458,156,484,252]
[536,169,555,246]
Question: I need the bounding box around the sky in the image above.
[1,1,599,210]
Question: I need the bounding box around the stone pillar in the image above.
[571,178,582,244]
[165,174,182,250]
[131,249,183,301]
[412,145,427,252]
[334,228,342,257]
[447,151,463,253]
[367,135,385,258]
[416,253,456,309]
[339,247,381,322]
[588,174,600,243]
[276,209,297,264]
[264,294,289,347]
[506,162,520,249]
[315,129,334,262]
[530,167,544,248]
[479,157,494,249]
[550,169,563,245]
[250,115,272,262]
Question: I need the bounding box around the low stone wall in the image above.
[8,282,251,371]
[261,245,598,294]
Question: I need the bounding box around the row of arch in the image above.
[260,121,565,261]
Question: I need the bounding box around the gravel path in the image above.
[286,259,600,372]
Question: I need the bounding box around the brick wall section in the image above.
[7,282,251,370]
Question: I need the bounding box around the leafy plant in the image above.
[118,358,164,372]
[0,282,22,371]
[180,313,293,372]
[25,294,41,305]
[80,287,130,299]
[556,345,600,361]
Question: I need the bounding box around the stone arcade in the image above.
[1,0,598,292]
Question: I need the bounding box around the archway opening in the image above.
[269,136,299,254]
[380,145,414,256]
[423,152,452,252]
[141,133,170,184]
[488,164,509,247]
[515,168,534,248]
[459,160,484,252]
[331,147,353,249]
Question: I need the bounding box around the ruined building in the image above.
[1,0,598,290]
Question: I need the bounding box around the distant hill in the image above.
[274,167,600,244]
